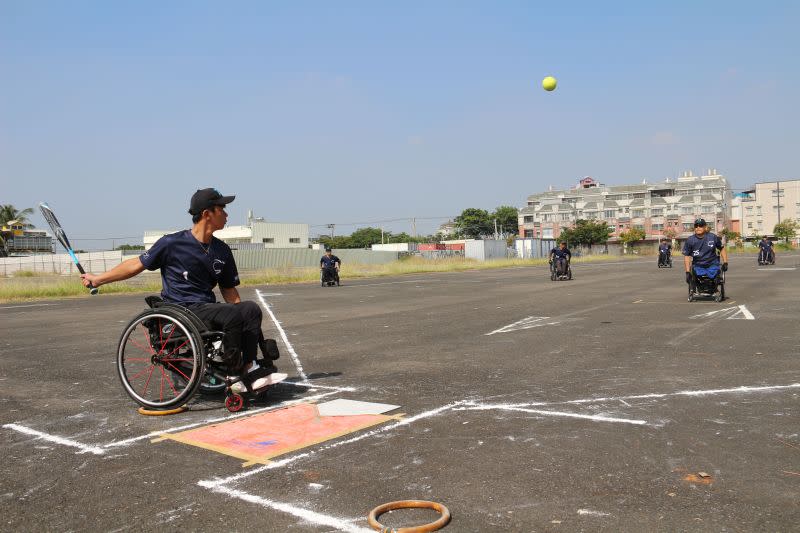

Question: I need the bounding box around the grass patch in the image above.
[11,270,51,278]
[0,254,634,303]
[726,243,797,254]
[0,274,162,302]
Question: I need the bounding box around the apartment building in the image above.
[517,171,731,241]
[738,179,800,239]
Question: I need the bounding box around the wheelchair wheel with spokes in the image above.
[199,368,227,395]
[117,309,205,409]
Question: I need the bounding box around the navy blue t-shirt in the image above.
[758,240,773,250]
[550,247,571,260]
[682,232,723,267]
[139,230,239,304]
[659,244,671,253]
[320,254,341,268]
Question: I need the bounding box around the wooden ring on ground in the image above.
[137,405,187,416]
[367,500,450,533]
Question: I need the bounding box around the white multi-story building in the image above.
[144,210,309,250]
[517,170,731,241]
[738,179,800,239]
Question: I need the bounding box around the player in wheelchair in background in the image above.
[82,188,284,411]
[320,247,341,286]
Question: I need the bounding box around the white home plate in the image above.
[317,399,400,417]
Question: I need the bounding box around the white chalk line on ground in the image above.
[690,304,754,320]
[256,288,308,381]
[3,423,105,455]
[282,381,356,392]
[457,403,651,426]
[103,391,340,449]
[198,484,373,533]
[485,382,800,409]
[201,401,462,488]
[577,509,612,517]
[485,316,560,336]
[344,278,438,287]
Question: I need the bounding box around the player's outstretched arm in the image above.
[81,257,146,288]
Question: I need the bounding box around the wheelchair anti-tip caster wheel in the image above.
[225,394,245,413]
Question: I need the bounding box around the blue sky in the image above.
[2,1,798,246]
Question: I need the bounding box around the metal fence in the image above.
[230,248,400,270]
[0,248,402,276]
[0,250,125,277]
[514,238,557,259]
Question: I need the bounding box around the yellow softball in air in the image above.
[542,76,557,92]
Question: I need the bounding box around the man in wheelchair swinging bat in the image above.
[81,188,286,412]
[683,218,729,302]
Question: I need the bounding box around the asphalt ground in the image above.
[2,254,799,532]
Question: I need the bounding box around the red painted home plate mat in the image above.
[153,403,401,466]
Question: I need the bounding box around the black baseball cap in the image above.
[189,188,235,215]
[693,218,707,227]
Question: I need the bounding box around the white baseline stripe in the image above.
[459,404,650,426]
[4,423,105,455]
[282,381,356,392]
[103,391,339,449]
[489,382,800,408]
[256,289,308,381]
[198,484,372,533]
[202,402,461,488]
[345,279,437,287]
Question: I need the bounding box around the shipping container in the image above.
[417,243,446,251]
[371,242,418,252]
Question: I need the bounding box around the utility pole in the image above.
[775,180,782,224]
[381,227,384,244]
[411,218,417,238]
[494,219,498,240]
[327,224,335,239]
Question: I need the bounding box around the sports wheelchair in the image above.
[657,250,672,268]
[321,266,340,287]
[757,248,775,266]
[687,266,725,302]
[549,258,572,281]
[116,296,280,413]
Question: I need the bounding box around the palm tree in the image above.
[0,205,35,226]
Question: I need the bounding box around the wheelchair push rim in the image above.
[117,311,205,409]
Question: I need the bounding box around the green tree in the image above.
[0,205,35,226]
[618,228,646,254]
[559,219,613,248]
[454,208,492,238]
[318,235,352,249]
[114,244,145,251]
[492,205,520,236]
[348,227,384,248]
[619,228,646,246]
[773,219,798,243]
[388,232,433,244]
[719,227,740,246]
